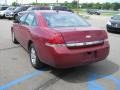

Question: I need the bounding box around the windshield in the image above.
[27,7,33,11]
[43,13,90,28]
[112,15,120,20]
[6,7,15,10]
[14,7,21,12]
[0,7,8,10]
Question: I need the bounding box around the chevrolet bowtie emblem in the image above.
[86,35,92,38]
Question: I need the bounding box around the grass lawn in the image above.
[73,9,119,16]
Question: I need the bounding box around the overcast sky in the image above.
[0,0,120,5]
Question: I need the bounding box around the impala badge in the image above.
[86,35,92,39]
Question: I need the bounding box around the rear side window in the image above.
[25,13,37,26]
[19,14,28,24]
[32,19,37,26]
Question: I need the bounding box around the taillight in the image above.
[47,33,64,44]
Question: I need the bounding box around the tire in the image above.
[29,44,44,69]
[0,14,5,19]
[2,14,5,19]
[8,18,12,20]
[12,31,19,44]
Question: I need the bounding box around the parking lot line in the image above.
[0,70,44,90]
[87,73,105,90]
[0,46,20,51]
[102,75,120,90]
[87,73,120,90]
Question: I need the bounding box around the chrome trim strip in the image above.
[45,39,107,47]
[66,40,104,47]
[45,43,65,47]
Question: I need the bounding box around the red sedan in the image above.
[11,10,110,69]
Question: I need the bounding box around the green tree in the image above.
[102,2,111,10]
[87,3,94,9]
[111,2,120,10]
[94,3,102,9]
[64,1,68,6]
[31,2,37,5]
[81,3,88,8]
[12,2,18,6]
[71,0,78,9]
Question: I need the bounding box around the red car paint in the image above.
[11,11,110,68]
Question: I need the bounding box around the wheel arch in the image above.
[11,26,13,32]
[28,40,33,51]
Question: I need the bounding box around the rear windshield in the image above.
[112,15,120,20]
[43,13,90,28]
[53,6,67,10]
[27,7,50,11]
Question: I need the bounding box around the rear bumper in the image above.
[41,42,109,68]
[107,25,120,33]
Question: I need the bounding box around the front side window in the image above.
[27,7,33,11]
[44,13,90,28]
[14,7,20,11]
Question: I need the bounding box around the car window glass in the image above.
[32,18,37,26]
[27,7,32,11]
[44,13,90,28]
[14,7,21,12]
[112,15,120,20]
[19,14,28,24]
[22,7,29,11]
[1,7,8,10]
[25,13,34,26]
[22,7,26,11]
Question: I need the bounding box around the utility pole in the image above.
[36,0,38,3]
[16,0,17,3]
[77,0,79,14]
[5,0,7,5]
[22,0,23,5]
[56,0,58,6]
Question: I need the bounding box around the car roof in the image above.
[34,10,72,15]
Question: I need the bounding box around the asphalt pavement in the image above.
[0,15,120,90]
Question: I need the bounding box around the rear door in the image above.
[14,13,28,44]
[19,13,37,49]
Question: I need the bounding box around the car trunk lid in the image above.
[53,27,107,47]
